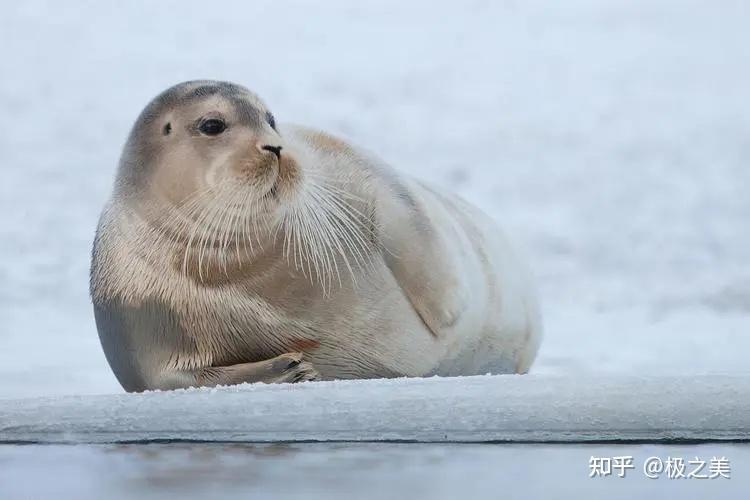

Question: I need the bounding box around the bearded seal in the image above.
[90,80,542,392]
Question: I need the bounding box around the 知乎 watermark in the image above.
[589,456,730,479]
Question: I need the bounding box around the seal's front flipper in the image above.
[151,352,320,391]
[230,352,320,385]
[376,179,470,338]
[197,352,320,386]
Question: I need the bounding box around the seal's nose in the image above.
[260,145,282,160]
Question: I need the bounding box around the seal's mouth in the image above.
[254,157,280,201]
[262,168,279,200]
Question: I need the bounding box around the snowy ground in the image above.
[1,0,749,497]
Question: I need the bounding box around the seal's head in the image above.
[117,80,301,215]
[112,80,372,287]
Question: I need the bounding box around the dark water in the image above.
[0,443,746,499]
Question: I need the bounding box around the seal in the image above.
[90,80,542,392]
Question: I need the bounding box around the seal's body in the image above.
[91,81,542,392]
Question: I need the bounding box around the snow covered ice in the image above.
[2,375,750,444]
[1,0,749,498]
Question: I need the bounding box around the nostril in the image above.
[261,145,282,159]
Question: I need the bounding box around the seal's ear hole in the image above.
[162,122,172,136]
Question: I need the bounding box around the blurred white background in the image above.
[1,0,748,398]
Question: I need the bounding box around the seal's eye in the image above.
[266,112,276,131]
[199,119,226,136]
